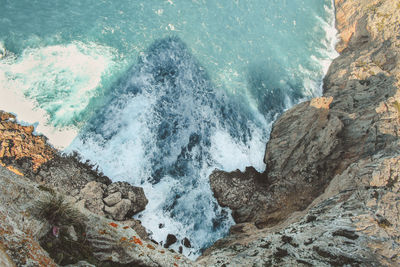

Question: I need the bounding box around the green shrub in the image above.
[32,194,85,228]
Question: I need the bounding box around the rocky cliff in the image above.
[0,111,191,266]
[1,0,400,266]
[204,0,400,265]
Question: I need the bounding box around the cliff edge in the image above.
[204,0,400,265]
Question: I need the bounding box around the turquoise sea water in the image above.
[0,0,337,258]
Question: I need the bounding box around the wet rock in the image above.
[164,234,177,248]
[210,166,269,224]
[182,237,191,248]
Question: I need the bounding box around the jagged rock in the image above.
[103,192,122,206]
[0,165,195,267]
[80,181,105,216]
[34,155,111,195]
[201,0,400,266]
[164,234,177,248]
[105,182,148,217]
[210,166,269,224]
[104,199,131,221]
[182,238,191,248]
[121,219,149,240]
[0,110,55,173]
[211,97,344,227]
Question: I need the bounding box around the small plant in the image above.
[32,194,85,228]
[31,194,99,265]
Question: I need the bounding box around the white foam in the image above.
[210,125,267,173]
[0,41,120,148]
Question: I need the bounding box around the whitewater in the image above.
[0,0,338,259]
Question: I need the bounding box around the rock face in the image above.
[205,0,400,265]
[0,111,55,173]
[0,110,149,222]
[0,165,194,267]
[210,167,269,224]
[105,181,149,217]
[0,110,156,265]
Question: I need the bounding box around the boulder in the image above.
[104,199,131,221]
[103,192,122,206]
[164,234,177,248]
[105,182,148,217]
[80,181,105,216]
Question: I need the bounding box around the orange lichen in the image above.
[132,236,143,246]
[174,255,181,260]
[98,230,107,235]
[123,226,130,229]
[0,111,56,172]
[109,222,118,228]
[120,237,127,242]
[147,244,155,250]
[173,263,178,267]
[160,250,165,254]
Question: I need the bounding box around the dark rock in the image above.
[313,246,360,266]
[164,234,177,248]
[273,248,288,259]
[332,229,359,240]
[306,215,317,223]
[281,235,292,244]
[182,237,191,248]
[209,166,269,224]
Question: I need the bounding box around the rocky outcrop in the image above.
[0,110,148,223]
[0,164,194,266]
[206,0,400,265]
[0,110,157,264]
[0,111,55,173]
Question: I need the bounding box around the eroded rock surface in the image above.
[0,111,55,173]
[206,0,400,265]
[0,165,194,266]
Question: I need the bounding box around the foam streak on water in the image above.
[0,41,121,148]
